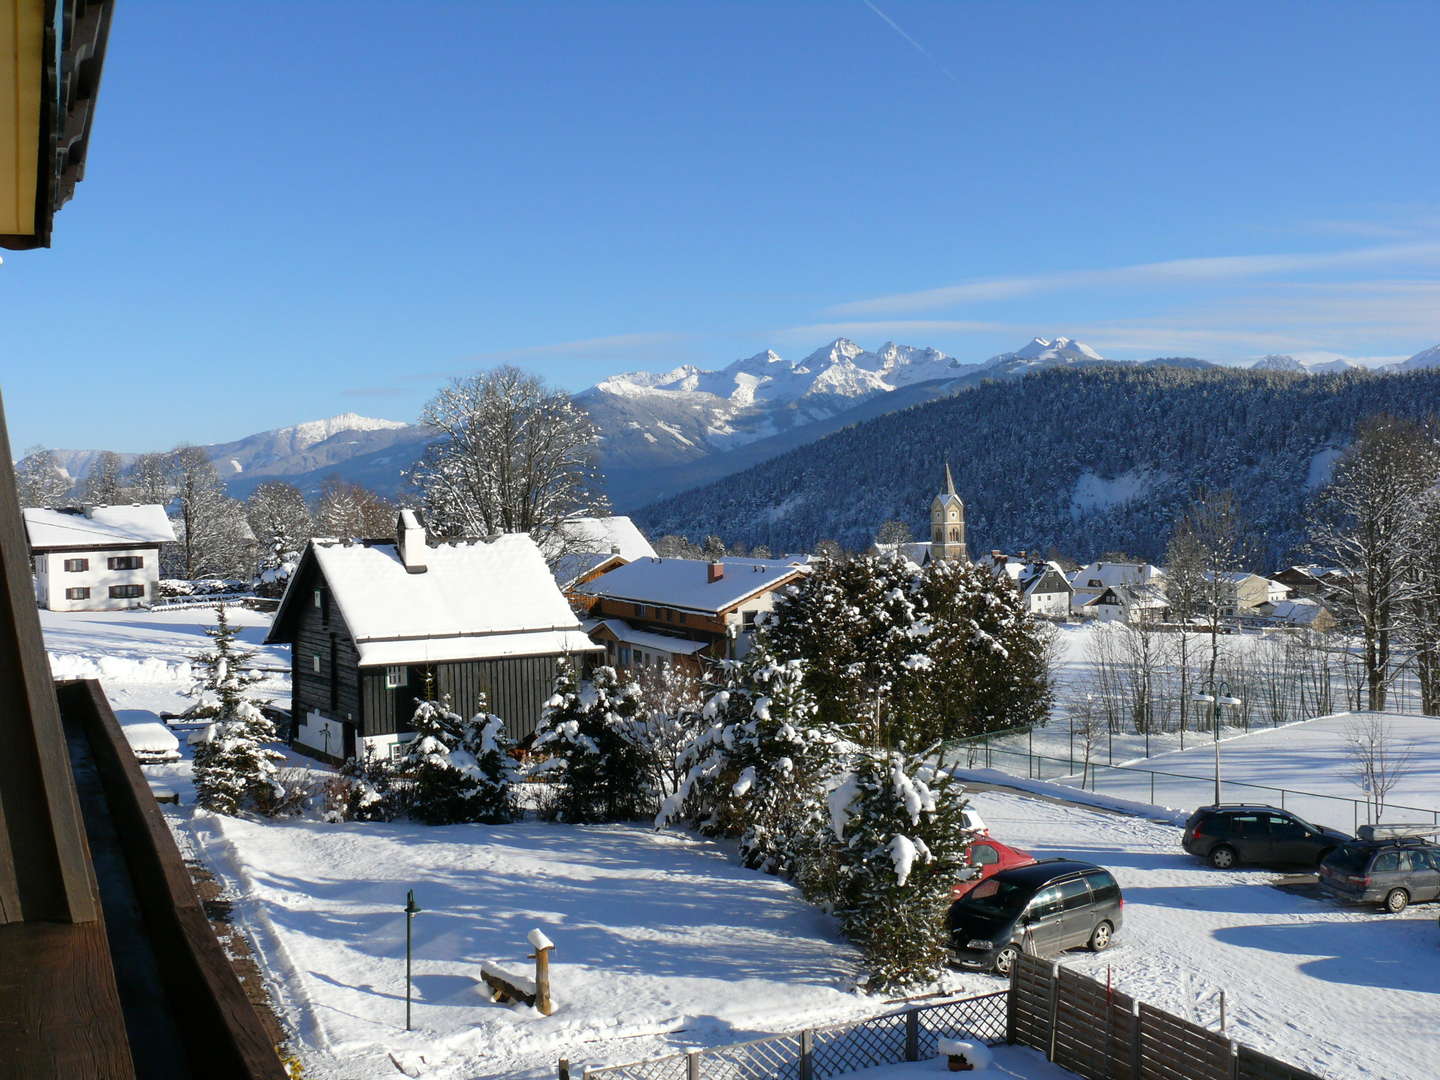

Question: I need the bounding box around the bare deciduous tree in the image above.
[409,365,609,550]
[1344,713,1417,823]
[246,480,313,572]
[81,450,125,504]
[14,446,71,508]
[1310,416,1440,711]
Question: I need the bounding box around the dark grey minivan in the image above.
[948,859,1123,975]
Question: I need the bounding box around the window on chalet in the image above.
[65,587,91,600]
[313,654,322,673]
[63,558,89,572]
[385,666,405,689]
[741,611,758,632]
[109,584,144,599]
[108,556,143,571]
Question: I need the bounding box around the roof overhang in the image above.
[1,0,114,250]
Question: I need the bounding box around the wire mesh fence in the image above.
[578,990,1009,1080]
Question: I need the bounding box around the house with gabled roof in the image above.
[265,510,599,760]
[987,551,1073,618]
[24,504,176,611]
[574,556,808,672]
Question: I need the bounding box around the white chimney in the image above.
[397,509,428,574]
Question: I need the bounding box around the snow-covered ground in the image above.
[975,713,1440,835]
[38,608,1440,1080]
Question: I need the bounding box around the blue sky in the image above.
[5,1,1440,452]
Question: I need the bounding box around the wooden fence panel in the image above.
[1137,1005,1232,1080]
[1236,1046,1323,1080]
[1049,967,1137,1080]
[1009,954,1055,1053]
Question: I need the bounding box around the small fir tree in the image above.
[531,663,650,823]
[823,750,975,991]
[661,643,840,874]
[191,605,286,814]
[397,692,517,825]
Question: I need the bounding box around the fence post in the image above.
[799,1029,813,1080]
[688,1051,701,1080]
[905,1009,919,1062]
[1130,1003,1142,1080]
[1006,962,1019,1045]
[1046,963,1060,1062]
[558,1059,570,1080]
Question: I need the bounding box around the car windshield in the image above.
[954,877,1036,916]
[1326,844,1371,874]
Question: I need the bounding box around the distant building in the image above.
[575,556,808,672]
[987,551,1073,617]
[1252,598,1338,633]
[1202,571,1291,616]
[266,510,599,760]
[24,504,176,611]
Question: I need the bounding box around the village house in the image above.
[24,504,176,611]
[1069,560,1169,623]
[549,514,656,602]
[1251,597,1339,633]
[575,555,808,672]
[986,550,1073,617]
[265,510,598,760]
[1203,571,1291,616]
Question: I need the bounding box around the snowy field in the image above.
[38,608,1440,1080]
[976,714,1440,835]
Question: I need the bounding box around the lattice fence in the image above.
[578,990,1008,1080]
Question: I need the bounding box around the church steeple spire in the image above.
[930,463,967,564]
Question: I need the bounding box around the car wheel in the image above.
[993,945,1021,976]
[1384,888,1410,914]
[1088,921,1114,952]
[1209,845,1237,869]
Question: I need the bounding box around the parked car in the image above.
[961,806,989,835]
[948,859,1123,976]
[1181,804,1350,869]
[952,837,1038,899]
[1319,835,1440,913]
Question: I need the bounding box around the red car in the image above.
[952,837,1038,899]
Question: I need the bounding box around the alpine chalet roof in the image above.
[575,556,806,615]
[586,618,711,655]
[553,515,657,560]
[23,504,176,549]
[272,532,597,666]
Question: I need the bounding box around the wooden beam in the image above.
[0,390,99,924]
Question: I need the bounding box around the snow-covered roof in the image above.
[1259,599,1330,626]
[587,618,711,655]
[274,532,600,665]
[552,551,625,590]
[24,504,176,549]
[1203,571,1268,586]
[1070,561,1165,589]
[553,516,656,561]
[874,541,931,568]
[575,557,806,614]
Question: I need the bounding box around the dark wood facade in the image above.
[279,552,570,752]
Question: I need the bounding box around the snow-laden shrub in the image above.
[660,643,840,874]
[397,695,518,825]
[629,662,706,798]
[822,750,976,991]
[334,746,407,822]
[530,663,651,823]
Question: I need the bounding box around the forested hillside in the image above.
[635,365,1440,566]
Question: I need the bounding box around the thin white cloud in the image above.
[773,319,1010,343]
[827,242,1440,316]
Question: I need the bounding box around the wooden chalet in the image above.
[574,556,808,673]
[265,511,599,758]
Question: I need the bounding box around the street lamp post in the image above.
[404,889,422,1031]
[1193,682,1242,805]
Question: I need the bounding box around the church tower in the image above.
[930,463,967,563]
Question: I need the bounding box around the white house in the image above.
[987,551,1073,617]
[24,504,175,611]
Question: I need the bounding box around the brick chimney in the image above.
[396,509,428,574]
[708,561,724,583]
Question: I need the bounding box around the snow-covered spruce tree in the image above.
[825,750,975,991]
[660,643,840,874]
[765,553,931,748]
[191,605,287,815]
[531,663,650,823]
[397,693,517,825]
[913,559,1051,743]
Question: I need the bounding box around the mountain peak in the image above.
[1397,342,1440,371]
[986,336,1105,369]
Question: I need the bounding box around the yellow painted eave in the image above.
[1,0,46,239]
